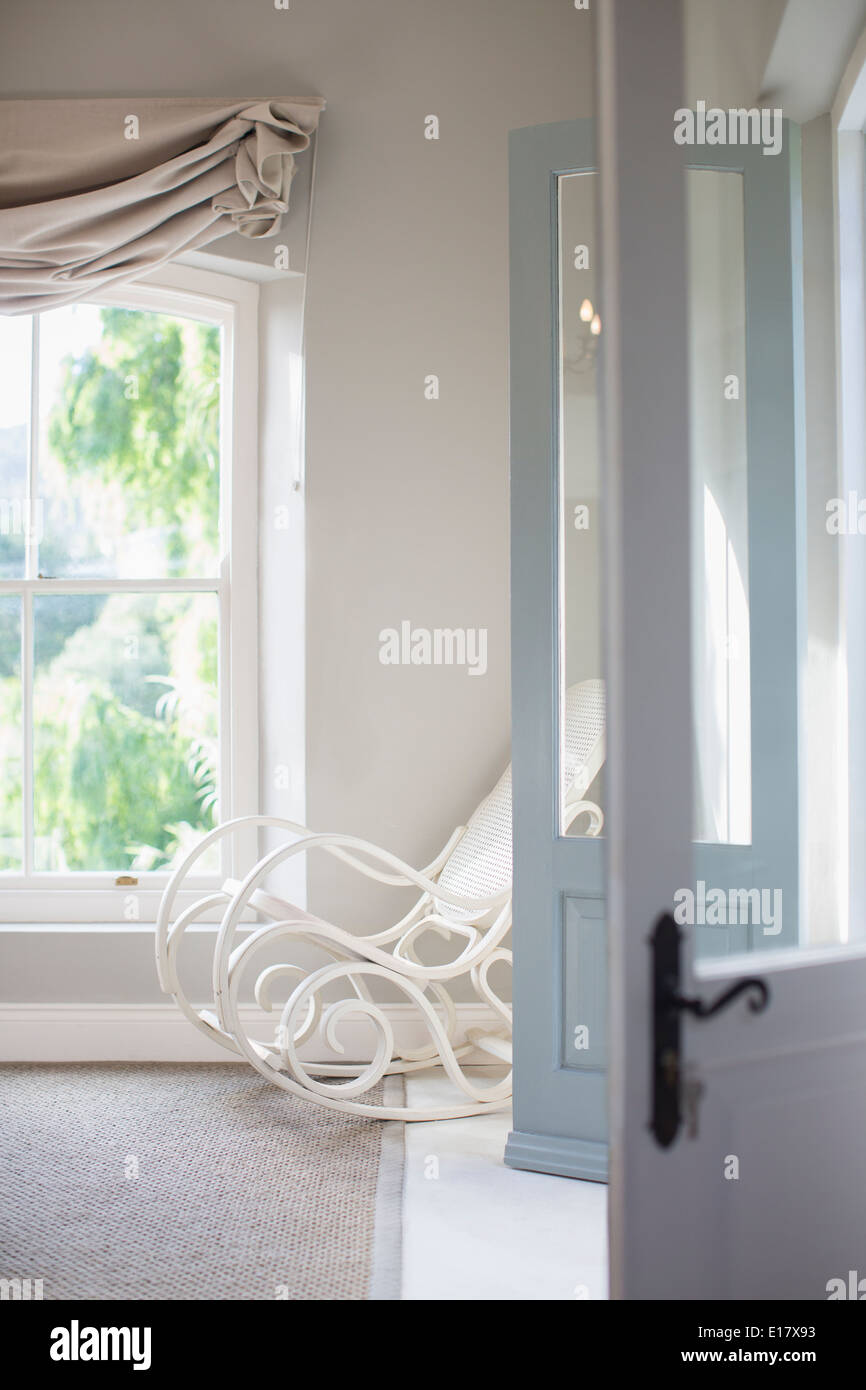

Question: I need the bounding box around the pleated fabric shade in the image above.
[0,96,325,314]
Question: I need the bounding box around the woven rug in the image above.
[0,1063,404,1301]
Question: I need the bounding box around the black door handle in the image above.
[650,911,770,1148]
[671,977,769,1019]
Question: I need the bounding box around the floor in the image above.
[0,1063,397,1302]
[1,1061,606,1301]
[401,1069,608,1300]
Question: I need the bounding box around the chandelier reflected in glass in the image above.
[566,296,602,376]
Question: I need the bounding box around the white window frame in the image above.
[0,263,259,922]
[833,27,866,941]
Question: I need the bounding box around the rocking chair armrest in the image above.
[157,815,315,963]
[562,798,604,837]
[419,825,467,878]
[221,830,512,922]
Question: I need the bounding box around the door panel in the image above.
[562,894,607,1072]
[603,0,866,1301]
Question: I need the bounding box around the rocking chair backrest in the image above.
[433,679,605,918]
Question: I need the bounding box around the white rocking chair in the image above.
[156,679,605,1121]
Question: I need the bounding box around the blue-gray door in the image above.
[506,118,803,1182]
[506,119,608,1183]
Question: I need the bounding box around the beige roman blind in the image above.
[0,97,325,314]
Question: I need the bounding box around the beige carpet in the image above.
[0,1063,404,1301]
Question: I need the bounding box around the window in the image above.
[0,267,258,922]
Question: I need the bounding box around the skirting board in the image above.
[0,1002,503,1065]
[504,1129,608,1183]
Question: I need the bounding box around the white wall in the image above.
[684,0,788,109]
[297,4,593,928]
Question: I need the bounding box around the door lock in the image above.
[650,911,770,1148]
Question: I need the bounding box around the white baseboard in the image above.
[0,1002,503,1064]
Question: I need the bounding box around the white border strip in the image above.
[368,1073,406,1301]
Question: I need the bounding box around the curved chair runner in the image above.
[156,679,605,1121]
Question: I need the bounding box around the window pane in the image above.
[33,592,219,872]
[0,315,32,579]
[0,596,22,870]
[38,305,221,579]
[688,169,751,847]
[558,169,605,836]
